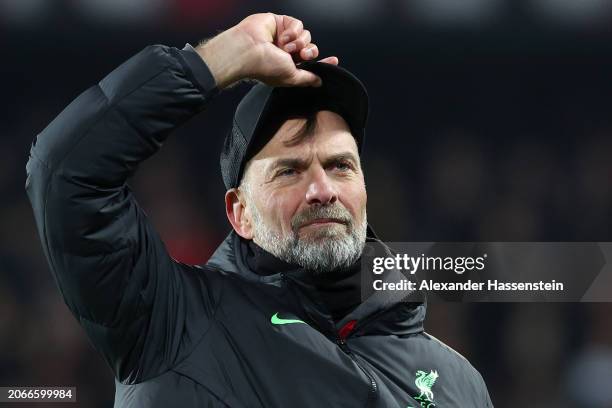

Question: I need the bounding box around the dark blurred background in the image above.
[1,0,612,406]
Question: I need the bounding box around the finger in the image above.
[285,29,311,53]
[299,44,319,60]
[280,16,303,45]
[290,69,322,88]
[318,56,339,65]
[273,14,286,43]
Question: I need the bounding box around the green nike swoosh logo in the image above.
[270,312,307,325]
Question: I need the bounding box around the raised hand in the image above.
[196,13,339,89]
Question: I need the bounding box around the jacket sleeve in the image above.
[25,44,222,383]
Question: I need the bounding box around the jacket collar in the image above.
[206,226,426,338]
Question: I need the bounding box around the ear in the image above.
[225,188,254,240]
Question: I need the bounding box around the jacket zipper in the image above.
[333,307,402,407]
[283,273,379,406]
[336,337,378,408]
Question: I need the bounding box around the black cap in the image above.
[220,60,369,190]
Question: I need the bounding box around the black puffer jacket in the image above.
[25,43,493,407]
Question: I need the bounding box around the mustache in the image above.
[291,204,353,230]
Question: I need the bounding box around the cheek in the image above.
[341,182,367,219]
[261,190,302,233]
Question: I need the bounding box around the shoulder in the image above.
[421,332,475,368]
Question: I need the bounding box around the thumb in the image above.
[290,69,322,87]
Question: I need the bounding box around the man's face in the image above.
[238,110,368,273]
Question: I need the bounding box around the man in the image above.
[26,12,492,407]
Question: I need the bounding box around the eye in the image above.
[276,168,297,177]
[332,160,354,172]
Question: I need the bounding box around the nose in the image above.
[305,168,338,206]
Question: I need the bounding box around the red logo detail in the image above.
[338,319,357,339]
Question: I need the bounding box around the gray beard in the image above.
[249,201,367,275]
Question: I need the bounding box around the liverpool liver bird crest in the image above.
[415,369,439,401]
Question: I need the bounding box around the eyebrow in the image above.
[265,158,310,180]
[266,152,360,178]
[324,152,360,168]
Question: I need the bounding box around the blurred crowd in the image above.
[3,0,612,28]
[1,0,612,407]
